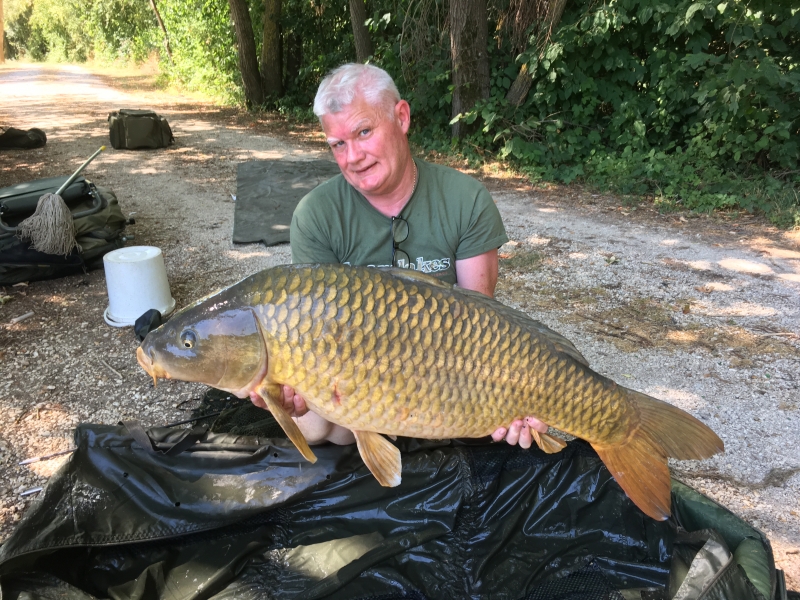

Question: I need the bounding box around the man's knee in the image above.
[294,412,355,445]
[326,425,355,445]
[294,412,334,444]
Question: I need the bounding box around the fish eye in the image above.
[180,330,197,349]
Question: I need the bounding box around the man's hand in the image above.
[491,417,548,449]
[250,385,309,417]
[249,386,355,445]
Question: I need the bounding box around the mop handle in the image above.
[55,146,106,196]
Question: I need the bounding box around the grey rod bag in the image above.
[108,109,175,149]
[0,415,791,600]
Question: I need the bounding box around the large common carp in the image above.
[137,264,723,520]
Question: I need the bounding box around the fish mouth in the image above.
[136,346,169,386]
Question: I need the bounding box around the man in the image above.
[251,63,548,448]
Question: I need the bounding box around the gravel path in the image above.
[1,62,798,589]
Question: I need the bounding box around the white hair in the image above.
[313,63,401,119]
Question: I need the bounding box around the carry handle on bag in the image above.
[108,109,175,150]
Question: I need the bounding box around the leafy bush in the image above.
[87,0,160,63]
[154,0,242,102]
[459,0,799,219]
[270,0,356,110]
[5,0,159,62]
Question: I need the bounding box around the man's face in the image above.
[321,94,411,200]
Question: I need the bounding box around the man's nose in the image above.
[346,142,365,164]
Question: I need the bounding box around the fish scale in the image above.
[138,263,723,520]
[255,266,619,439]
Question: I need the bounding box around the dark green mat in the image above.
[232,159,340,246]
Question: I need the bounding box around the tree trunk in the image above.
[506,63,532,106]
[349,0,373,63]
[1,0,5,64]
[148,0,173,62]
[261,0,283,98]
[505,0,569,106]
[227,0,264,107]
[449,0,490,139]
[284,31,302,87]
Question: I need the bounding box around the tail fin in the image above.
[593,389,724,521]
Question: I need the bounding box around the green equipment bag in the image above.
[0,175,129,285]
[108,108,175,149]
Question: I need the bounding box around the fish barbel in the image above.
[137,264,723,520]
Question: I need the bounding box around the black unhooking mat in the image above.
[0,392,792,600]
[233,159,340,247]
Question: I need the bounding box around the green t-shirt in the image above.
[290,159,508,285]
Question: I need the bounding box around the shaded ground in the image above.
[1,62,799,589]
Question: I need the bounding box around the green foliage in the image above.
[24,0,92,61]
[272,0,355,109]
[5,0,798,224]
[87,0,160,63]
[458,0,799,220]
[3,0,34,59]
[6,0,159,62]
[155,0,241,102]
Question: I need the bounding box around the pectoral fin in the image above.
[257,384,317,463]
[353,430,402,487]
[532,430,567,454]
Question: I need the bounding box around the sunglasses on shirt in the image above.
[391,216,409,268]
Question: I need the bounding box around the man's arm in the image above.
[455,249,499,298]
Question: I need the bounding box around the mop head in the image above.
[16,193,82,256]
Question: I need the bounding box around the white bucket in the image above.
[103,246,176,327]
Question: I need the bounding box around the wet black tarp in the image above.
[0,419,787,600]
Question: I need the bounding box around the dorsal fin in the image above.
[530,324,590,367]
[454,286,590,367]
[378,267,589,367]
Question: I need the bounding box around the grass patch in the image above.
[498,248,543,273]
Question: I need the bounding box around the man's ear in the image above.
[394,100,411,133]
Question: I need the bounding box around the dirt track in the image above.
[1,62,799,589]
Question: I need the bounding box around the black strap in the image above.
[164,426,208,456]
[121,420,157,453]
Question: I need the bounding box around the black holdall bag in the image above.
[0,126,47,150]
[108,109,175,150]
[0,175,129,285]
